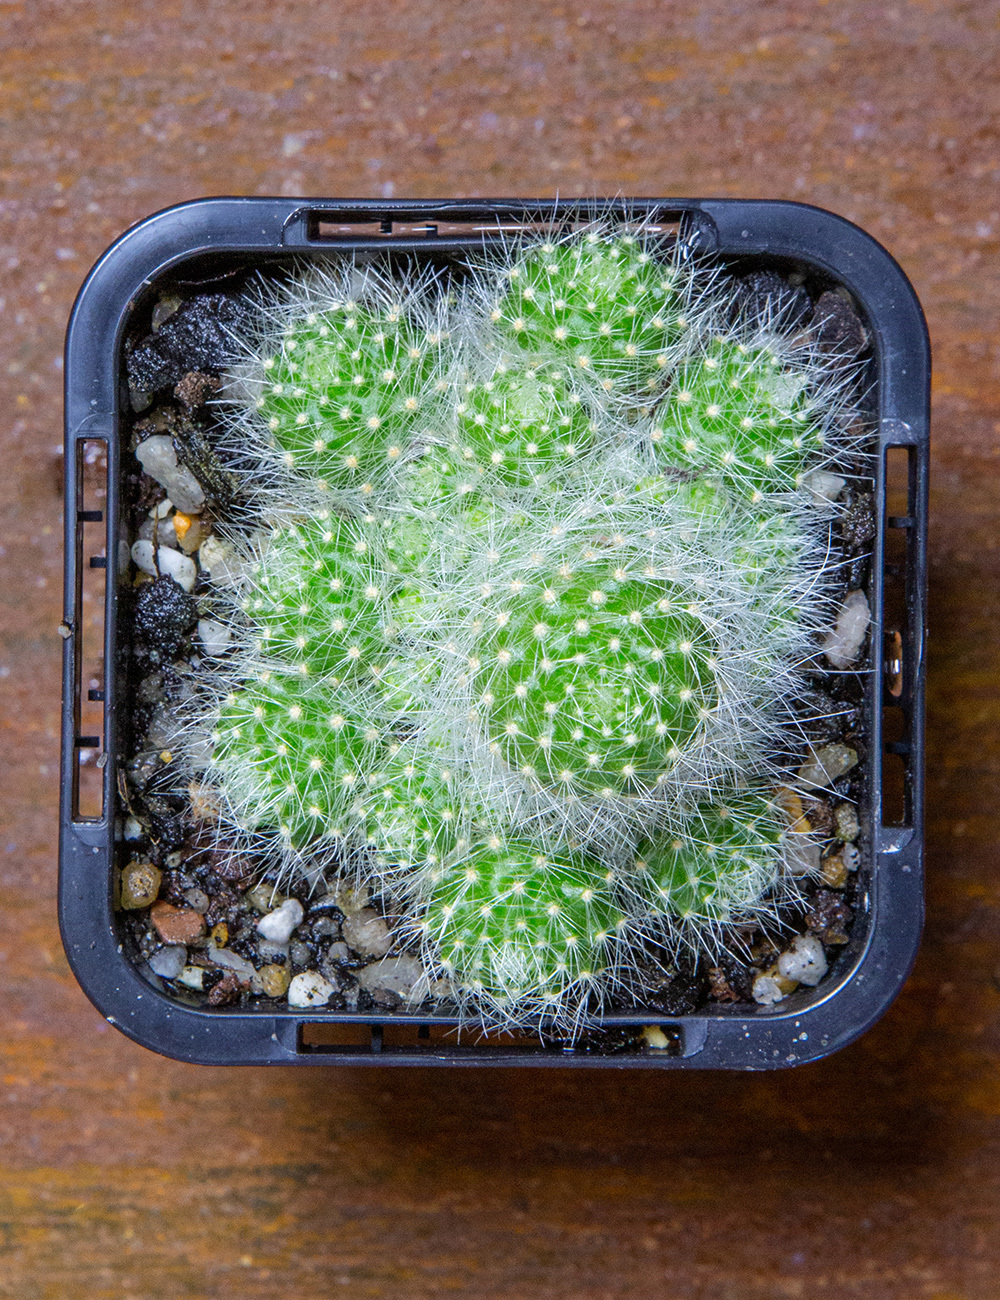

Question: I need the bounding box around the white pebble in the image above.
[356,955,424,1000]
[287,970,337,1008]
[256,897,304,944]
[156,546,197,592]
[197,618,232,657]
[752,975,788,1006]
[135,435,205,513]
[783,833,821,877]
[148,945,187,979]
[821,589,870,669]
[342,908,393,958]
[803,469,846,504]
[778,934,828,987]
[177,965,205,990]
[841,842,860,872]
[198,534,243,585]
[130,539,197,592]
[797,743,858,790]
[124,815,144,841]
[207,943,257,979]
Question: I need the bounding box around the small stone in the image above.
[138,513,178,549]
[797,743,858,790]
[311,916,339,937]
[752,974,789,1006]
[207,970,247,1006]
[207,942,256,980]
[132,575,198,658]
[246,883,285,913]
[803,469,846,505]
[778,934,829,987]
[210,921,229,946]
[325,941,349,963]
[811,289,869,355]
[821,589,870,669]
[159,544,198,592]
[801,795,834,838]
[289,940,311,968]
[333,883,371,916]
[774,785,808,835]
[135,435,206,513]
[120,860,161,909]
[820,851,849,889]
[287,971,337,1008]
[258,964,291,998]
[734,271,812,326]
[197,617,232,657]
[174,370,221,409]
[356,955,424,1000]
[840,492,876,550]
[257,897,304,944]
[640,1024,673,1050]
[177,965,205,990]
[124,815,144,842]
[342,908,393,958]
[173,512,203,555]
[148,945,186,979]
[184,887,210,914]
[198,534,243,585]
[805,889,853,945]
[782,832,821,877]
[834,803,860,842]
[150,900,206,944]
[187,780,220,823]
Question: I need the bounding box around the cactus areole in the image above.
[183,219,869,1034]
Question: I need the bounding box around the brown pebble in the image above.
[820,852,849,889]
[120,860,162,910]
[150,900,206,944]
[206,969,247,1006]
[707,966,741,1003]
[802,796,835,838]
[187,780,221,824]
[805,889,853,945]
[173,370,221,409]
[258,964,291,998]
[210,921,229,946]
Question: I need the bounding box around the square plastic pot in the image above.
[59,197,929,1068]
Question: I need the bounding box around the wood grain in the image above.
[1,2,998,1295]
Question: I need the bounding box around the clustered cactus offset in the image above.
[187,218,865,1033]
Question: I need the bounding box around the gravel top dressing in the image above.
[112,220,875,1047]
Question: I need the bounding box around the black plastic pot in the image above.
[59,197,929,1068]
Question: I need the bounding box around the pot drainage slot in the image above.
[298,1021,575,1055]
[294,206,692,247]
[880,442,919,833]
[72,438,109,820]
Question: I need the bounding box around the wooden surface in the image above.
[1,2,999,1295]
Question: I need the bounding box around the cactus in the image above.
[413,841,627,1026]
[184,217,862,1033]
[632,794,786,951]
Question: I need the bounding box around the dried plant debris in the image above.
[117,215,875,1041]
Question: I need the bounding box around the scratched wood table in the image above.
[1,2,997,1296]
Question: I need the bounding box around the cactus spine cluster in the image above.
[192,221,862,1032]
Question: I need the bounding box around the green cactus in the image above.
[416,841,626,1018]
[633,794,785,941]
[208,673,379,852]
[650,336,825,497]
[246,272,448,495]
[190,220,859,1032]
[480,229,691,394]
